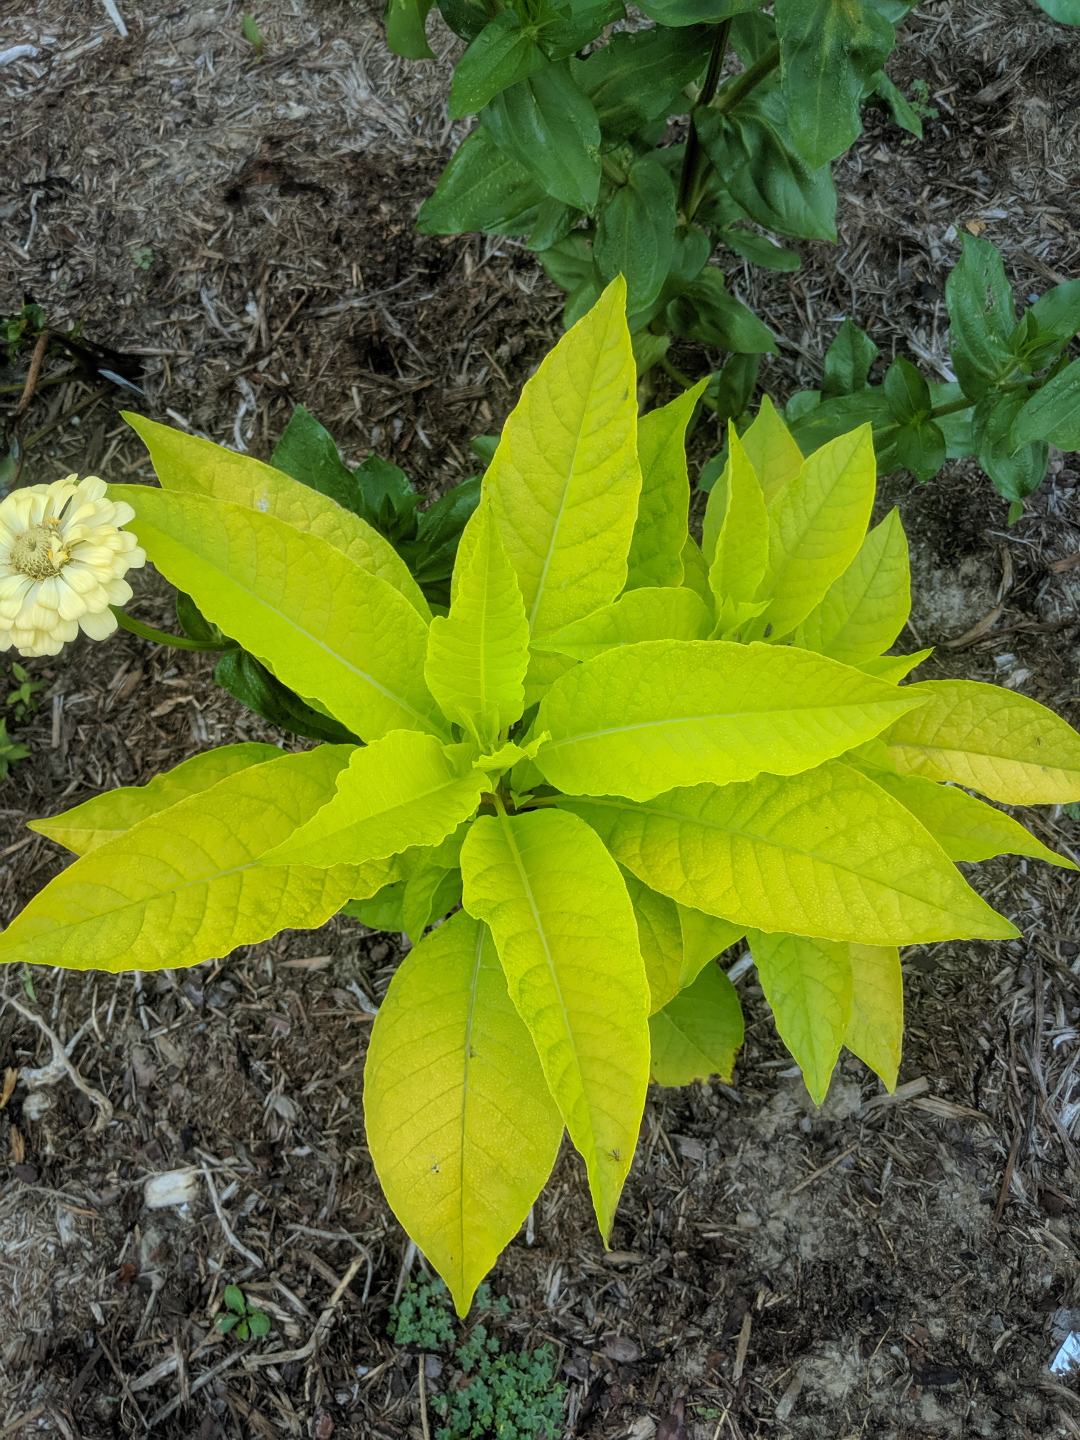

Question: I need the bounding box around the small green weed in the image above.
[242,13,265,61]
[7,663,43,722]
[0,719,29,782]
[908,79,940,123]
[2,303,46,364]
[133,246,154,271]
[216,1284,271,1341]
[1064,802,1080,822]
[389,1277,564,1440]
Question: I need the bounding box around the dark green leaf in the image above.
[708,352,761,424]
[355,454,419,539]
[973,389,1048,502]
[883,355,931,423]
[863,0,919,17]
[398,475,483,593]
[787,387,895,459]
[383,0,435,58]
[894,418,946,481]
[535,231,597,293]
[571,26,711,141]
[1029,278,1080,343]
[435,0,488,42]
[697,108,837,242]
[868,69,922,137]
[224,1285,246,1314]
[525,198,580,252]
[945,234,1017,394]
[449,12,545,119]
[666,267,775,353]
[271,405,369,518]
[175,592,234,647]
[539,0,624,57]
[1011,358,1080,450]
[417,125,546,236]
[470,434,500,467]
[631,330,671,373]
[928,381,975,458]
[341,880,407,930]
[636,0,759,24]
[731,8,778,63]
[595,156,676,311]
[215,650,360,744]
[483,62,602,211]
[776,0,896,167]
[718,227,800,271]
[822,318,878,397]
[248,1311,272,1337]
[1031,0,1080,21]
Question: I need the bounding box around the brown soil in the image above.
[2,1,1080,1438]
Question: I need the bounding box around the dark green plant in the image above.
[778,236,1080,521]
[7,663,43,722]
[388,0,921,389]
[389,1278,563,1440]
[215,1284,271,1340]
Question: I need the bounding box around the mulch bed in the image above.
[2,1,1080,1437]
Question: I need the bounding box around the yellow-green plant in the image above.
[3,280,1079,1316]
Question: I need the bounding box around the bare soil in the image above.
[1,1,1080,1438]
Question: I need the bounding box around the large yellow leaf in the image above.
[263,731,485,868]
[364,911,562,1316]
[748,930,852,1106]
[113,487,446,743]
[534,639,925,801]
[741,395,803,505]
[620,870,684,1014]
[559,762,1018,944]
[0,749,392,971]
[460,808,650,1241]
[486,278,641,641]
[532,587,710,661]
[677,906,745,988]
[791,509,911,665]
[844,943,903,1091]
[883,679,1080,804]
[848,760,1076,868]
[649,963,744,1087]
[624,381,706,590]
[744,425,877,642]
[123,414,430,617]
[425,499,530,746]
[709,427,769,613]
[28,743,281,855]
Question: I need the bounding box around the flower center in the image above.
[10,521,69,580]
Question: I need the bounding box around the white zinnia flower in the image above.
[0,475,146,658]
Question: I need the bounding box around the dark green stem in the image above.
[110,606,228,651]
[660,357,718,410]
[677,20,733,219]
[712,43,781,116]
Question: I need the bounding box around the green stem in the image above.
[712,43,781,116]
[928,396,974,420]
[660,357,718,410]
[110,606,228,651]
[677,20,732,219]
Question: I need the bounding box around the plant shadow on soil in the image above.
[2,0,1080,1436]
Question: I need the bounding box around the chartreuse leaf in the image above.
[532,588,710,661]
[486,278,641,663]
[625,382,707,591]
[621,870,684,1013]
[882,680,1080,804]
[709,427,769,625]
[123,414,429,619]
[740,395,804,505]
[749,930,852,1105]
[401,864,465,944]
[460,808,650,1241]
[113,488,445,744]
[851,759,1077,867]
[744,425,877,642]
[678,906,745,987]
[0,749,395,971]
[649,963,744,1087]
[680,537,713,614]
[859,648,933,683]
[364,910,562,1317]
[560,762,1018,944]
[534,640,925,802]
[844,943,902,1091]
[29,743,281,855]
[262,731,485,868]
[791,508,910,665]
[424,498,529,747]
